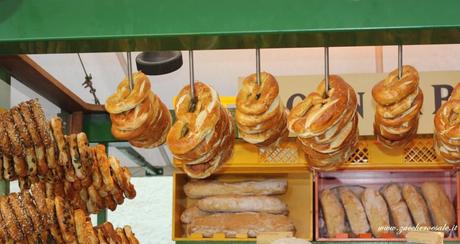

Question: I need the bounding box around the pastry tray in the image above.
[315,169,459,242]
[172,171,313,241]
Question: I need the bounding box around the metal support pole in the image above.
[127,52,134,90]
[158,145,172,167]
[256,48,261,86]
[324,47,330,93]
[398,45,403,79]
[188,50,197,111]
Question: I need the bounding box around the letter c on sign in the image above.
[286,93,306,110]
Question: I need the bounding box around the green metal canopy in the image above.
[0,0,460,54]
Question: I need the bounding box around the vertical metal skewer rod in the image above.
[256,48,261,86]
[127,52,134,90]
[189,50,195,100]
[324,47,330,92]
[398,45,403,79]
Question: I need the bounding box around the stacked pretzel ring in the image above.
[287,75,359,170]
[373,65,423,148]
[167,82,235,179]
[434,83,460,164]
[236,72,288,148]
[106,72,172,148]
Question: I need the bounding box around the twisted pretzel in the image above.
[167,82,221,155]
[372,65,419,106]
[236,72,280,115]
[105,72,152,114]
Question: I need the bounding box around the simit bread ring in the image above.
[8,193,33,235]
[0,208,9,242]
[50,117,70,167]
[123,225,140,244]
[20,191,45,234]
[45,198,65,243]
[18,102,50,175]
[3,112,28,177]
[95,145,115,192]
[104,195,117,211]
[10,107,39,177]
[167,82,222,156]
[109,156,136,199]
[28,99,58,171]
[96,227,109,244]
[116,227,130,244]
[74,209,91,244]
[85,220,99,244]
[105,72,152,114]
[101,222,122,243]
[68,134,87,179]
[55,196,77,243]
[77,132,93,177]
[0,196,24,241]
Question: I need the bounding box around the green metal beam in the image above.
[0,68,10,195]
[1,0,460,54]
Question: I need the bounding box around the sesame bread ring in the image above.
[68,134,87,180]
[3,154,16,181]
[109,156,136,199]
[8,193,33,236]
[0,196,24,241]
[20,191,45,234]
[97,227,109,244]
[372,65,419,106]
[123,225,140,244]
[30,183,50,222]
[55,196,77,243]
[84,220,99,244]
[50,117,70,167]
[77,133,93,177]
[45,198,64,244]
[3,112,28,177]
[95,145,115,193]
[101,222,122,243]
[90,147,103,190]
[88,185,105,210]
[62,135,77,182]
[236,72,280,115]
[104,195,117,211]
[18,102,49,175]
[74,209,90,244]
[105,72,152,114]
[0,207,9,242]
[116,227,130,244]
[11,107,39,177]
[28,99,59,170]
[110,180,126,205]
[167,82,221,155]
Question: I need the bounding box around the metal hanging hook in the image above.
[324,47,330,93]
[127,52,134,90]
[189,50,197,111]
[398,45,403,79]
[256,48,261,86]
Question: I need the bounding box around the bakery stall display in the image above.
[373,65,423,148]
[0,183,139,243]
[316,171,457,241]
[287,75,359,170]
[236,72,288,148]
[434,83,460,164]
[167,82,235,179]
[106,72,172,148]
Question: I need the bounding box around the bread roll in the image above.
[197,195,287,214]
[180,206,210,224]
[188,212,295,238]
[320,189,346,238]
[361,188,390,237]
[421,182,456,231]
[184,179,287,199]
[381,184,413,236]
[338,187,370,236]
[401,184,431,227]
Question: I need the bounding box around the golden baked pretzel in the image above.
[236,72,280,115]
[0,196,24,241]
[288,75,354,138]
[110,92,158,131]
[373,65,419,106]
[11,107,39,177]
[167,82,221,155]
[3,112,28,177]
[105,72,152,114]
